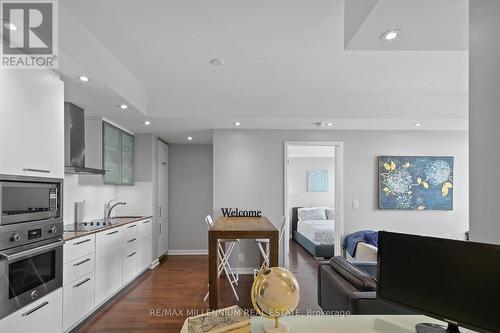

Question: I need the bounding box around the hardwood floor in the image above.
[75,240,321,333]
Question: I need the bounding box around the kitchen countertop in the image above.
[63,216,153,241]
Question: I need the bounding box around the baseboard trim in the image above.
[149,258,160,269]
[168,249,208,255]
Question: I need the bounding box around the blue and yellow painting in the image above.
[379,156,454,210]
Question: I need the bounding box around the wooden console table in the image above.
[208,216,278,309]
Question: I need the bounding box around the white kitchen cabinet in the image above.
[95,227,124,306]
[0,288,62,333]
[138,218,153,271]
[0,70,64,178]
[63,234,95,264]
[122,248,139,284]
[63,272,94,332]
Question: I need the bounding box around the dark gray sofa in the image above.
[317,256,412,314]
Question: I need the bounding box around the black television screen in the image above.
[377,231,500,333]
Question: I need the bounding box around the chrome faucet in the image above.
[104,199,126,223]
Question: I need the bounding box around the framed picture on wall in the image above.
[378,156,454,210]
[308,169,329,192]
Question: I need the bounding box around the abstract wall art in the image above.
[308,169,329,192]
[378,156,454,210]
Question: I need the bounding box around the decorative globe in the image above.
[251,267,300,333]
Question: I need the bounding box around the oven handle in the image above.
[0,240,64,262]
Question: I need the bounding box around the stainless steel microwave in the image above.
[0,176,61,226]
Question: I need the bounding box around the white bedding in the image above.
[297,219,335,245]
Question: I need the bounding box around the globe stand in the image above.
[264,318,289,333]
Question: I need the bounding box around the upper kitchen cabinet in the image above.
[103,122,135,185]
[103,122,123,184]
[79,120,134,186]
[120,131,135,185]
[0,71,64,178]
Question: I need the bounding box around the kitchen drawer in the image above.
[124,234,138,252]
[124,223,138,239]
[64,235,95,264]
[123,223,138,249]
[0,288,62,333]
[63,253,94,285]
[63,272,94,332]
[122,248,139,284]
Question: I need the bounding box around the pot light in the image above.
[413,122,422,127]
[234,121,241,126]
[79,75,89,82]
[120,104,128,110]
[326,122,333,127]
[380,29,399,41]
[187,136,193,141]
[209,58,224,66]
[144,120,151,126]
[3,22,17,31]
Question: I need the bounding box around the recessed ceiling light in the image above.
[120,104,128,110]
[234,121,241,126]
[3,22,17,31]
[79,75,89,82]
[413,122,422,127]
[187,136,193,141]
[144,120,151,126]
[380,29,400,41]
[209,58,224,66]
[326,122,333,127]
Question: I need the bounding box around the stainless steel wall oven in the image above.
[0,175,63,320]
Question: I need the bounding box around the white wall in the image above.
[288,157,335,211]
[63,174,152,226]
[469,0,500,245]
[168,144,213,252]
[213,129,469,269]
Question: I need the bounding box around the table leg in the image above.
[270,231,279,267]
[208,231,218,309]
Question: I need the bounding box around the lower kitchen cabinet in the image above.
[0,288,62,333]
[95,226,124,306]
[123,248,139,284]
[63,272,94,331]
[138,218,153,271]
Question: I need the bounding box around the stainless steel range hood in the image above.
[64,102,106,175]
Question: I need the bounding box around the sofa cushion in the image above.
[329,256,377,292]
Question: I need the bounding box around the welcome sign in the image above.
[221,208,262,217]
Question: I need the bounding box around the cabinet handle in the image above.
[22,301,49,317]
[127,238,136,243]
[159,206,162,218]
[127,252,137,258]
[142,220,150,224]
[73,278,91,288]
[127,224,136,229]
[159,223,161,234]
[106,230,118,236]
[74,238,91,245]
[23,168,50,174]
[73,258,91,267]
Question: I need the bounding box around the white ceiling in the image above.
[345,0,468,50]
[59,0,468,143]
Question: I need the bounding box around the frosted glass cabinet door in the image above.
[121,132,134,185]
[103,122,122,184]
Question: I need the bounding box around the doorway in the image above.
[283,141,344,268]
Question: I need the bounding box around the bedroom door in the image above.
[283,141,344,267]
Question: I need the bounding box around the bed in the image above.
[292,207,335,258]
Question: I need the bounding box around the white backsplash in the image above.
[63,174,153,226]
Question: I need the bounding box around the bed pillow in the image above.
[298,207,326,221]
[325,207,335,220]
